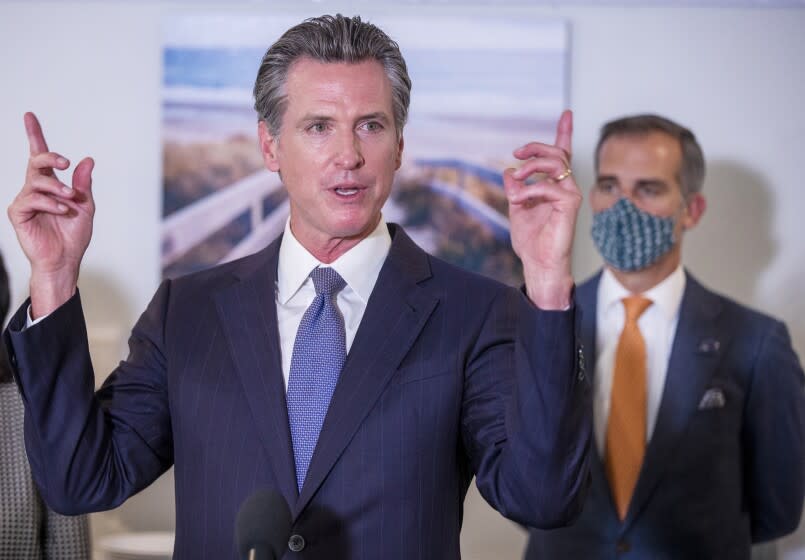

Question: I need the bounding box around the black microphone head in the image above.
[235,488,292,560]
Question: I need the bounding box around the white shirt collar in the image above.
[599,265,686,321]
[277,218,392,305]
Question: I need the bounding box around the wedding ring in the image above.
[554,168,573,182]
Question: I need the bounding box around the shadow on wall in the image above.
[663,160,782,560]
[683,160,775,305]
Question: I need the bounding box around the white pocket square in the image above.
[698,387,726,410]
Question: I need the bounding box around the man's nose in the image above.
[334,132,365,170]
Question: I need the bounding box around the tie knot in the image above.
[622,295,652,322]
[311,267,346,297]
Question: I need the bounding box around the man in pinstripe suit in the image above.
[0,251,91,559]
[4,15,591,559]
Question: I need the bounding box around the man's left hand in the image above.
[505,110,581,310]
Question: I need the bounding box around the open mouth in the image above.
[331,183,366,197]
[335,187,361,196]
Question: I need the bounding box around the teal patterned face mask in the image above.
[591,197,676,272]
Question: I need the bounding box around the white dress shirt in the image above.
[276,218,391,390]
[593,265,686,456]
[27,219,392,392]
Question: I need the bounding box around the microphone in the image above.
[235,489,292,560]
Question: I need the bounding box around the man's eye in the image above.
[362,121,383,132]
[307,122,328,134]
[637,185,661,197]
[597,182,617,193]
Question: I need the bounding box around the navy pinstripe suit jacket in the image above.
[5,224,591,559]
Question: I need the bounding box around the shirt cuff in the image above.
[520,284,575,311]
[25,305,49,329]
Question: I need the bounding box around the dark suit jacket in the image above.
[4,225,591,559]
[526,271,805,560]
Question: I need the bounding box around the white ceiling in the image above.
[1,0,803,5]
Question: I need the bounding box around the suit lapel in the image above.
[214,237,299,509]
[294,226,439,518]
[577,274,619,515]
[622,273,725,530]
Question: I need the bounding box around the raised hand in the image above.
[504,110,581,309]
[7,112,96,318]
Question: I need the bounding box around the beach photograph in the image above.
[161,14,568,286]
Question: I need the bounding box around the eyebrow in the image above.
[359,112,392,124]
[297,114,334,126]
[596,174,618,183]
[595,175,668,189]
[297,112,392,126]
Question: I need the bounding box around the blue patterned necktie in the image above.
[287,266,347,492]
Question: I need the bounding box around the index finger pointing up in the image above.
[24,112,50,156]
[554,109,573,161]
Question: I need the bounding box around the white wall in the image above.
[1,2,803,559]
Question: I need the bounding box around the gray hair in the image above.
[253,14,411,139]
[595,114,706,198]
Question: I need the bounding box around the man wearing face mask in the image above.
[525,114,805,559]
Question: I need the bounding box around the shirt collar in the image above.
[599,265,686,321]
[277,218,392,304]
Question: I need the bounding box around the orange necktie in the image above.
[605,295,652,520]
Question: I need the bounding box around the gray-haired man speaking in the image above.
[6,15,591,558]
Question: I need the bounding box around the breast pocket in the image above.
[684,382,743,455]
[392,361,455,386]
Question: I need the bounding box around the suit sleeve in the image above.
[460,288,592,529]
[744,319,805,542]
[2,283,175,515]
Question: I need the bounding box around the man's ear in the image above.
[258,120,281,172]
[395,134,404,170]
[682,192,706,230]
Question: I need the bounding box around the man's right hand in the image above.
[7,112,95,319]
